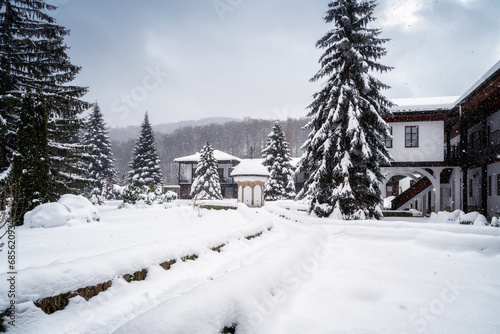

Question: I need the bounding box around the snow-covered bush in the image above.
[112,184,126,200]
[473,214,488,226]
[458,212,480,225]
[122,185,178,206]
[491,217,499,227]
[24,194,100,228]
[164,190,178,202]
[428,210,492,227]
[122,185,141,204]
[88,187,104,205]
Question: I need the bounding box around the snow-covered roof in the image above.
[389,60,500,113]
[390,96,459,112]
[174,150,241,163]
[231,159,270,177]
[455,59,500,104]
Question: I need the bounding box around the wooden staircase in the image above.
[391,177,431,210]
[391,169,453,210]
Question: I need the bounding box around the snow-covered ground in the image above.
[1,200,500,333]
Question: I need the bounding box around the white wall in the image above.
[386,120,444,162]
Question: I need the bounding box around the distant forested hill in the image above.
[108,117,239,142]
[111,117,309,185]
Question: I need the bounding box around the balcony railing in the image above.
[467,130,500,152]
[446,129,500,161]
[179,177,235,185]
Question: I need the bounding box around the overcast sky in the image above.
[51,0,500,128]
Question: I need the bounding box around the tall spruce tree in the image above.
[262,121,296,201]
[190,142,222,200]
[11,88,50,225]
[83,103,117,198]
[297,0,393,219]
[47,115,94,201]
[128,112,163,188]
[0,0,89,180]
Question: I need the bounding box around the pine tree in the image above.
[128,112,163,188]
[11,88,50,225]
[297,0,393,219]
[0,0,89,180]
[82,103,117,198]
[47,115,94,201]
[190,142,223,200]
[262,121,296,201]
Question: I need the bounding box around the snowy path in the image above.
[2,202,500,333]
[115,205,500,334]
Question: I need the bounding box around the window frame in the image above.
[405,125,419,148]
[218,167,225,182]
[385,126,393,148]
[497,174,500,196]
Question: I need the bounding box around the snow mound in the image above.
[59,194,100,224]
[24,202,72,228]
[428,211,450,224]
[24,194,100,228]
[458,211,480,225]
[448,209,464,223]
[429,210,490,226]
[473,214,488,226]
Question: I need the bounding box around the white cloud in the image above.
[378,0,432,29]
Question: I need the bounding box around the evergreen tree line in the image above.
[1,0,394,223]
[0,0,94,224]
[111,117,309,185]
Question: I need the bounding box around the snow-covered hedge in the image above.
[24,194,100,228]
[428,210,497,226]
[87,185,126,205]
[121,184,177,206]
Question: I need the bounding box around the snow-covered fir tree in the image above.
[262,121,296,201]
[47,115,95,201]
[0,0,89,179]
[83,103,117,198]
[11,89,50,225]
[190,142,223,201]
[128,112,163,188]
[297,0,393,219]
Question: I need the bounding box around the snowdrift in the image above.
[24,194,100,228]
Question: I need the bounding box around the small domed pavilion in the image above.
[230,159,270,207]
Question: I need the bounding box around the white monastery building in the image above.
[174,61,500,218]
[382,60,500,217]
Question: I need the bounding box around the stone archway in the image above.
[381,166,461,213]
